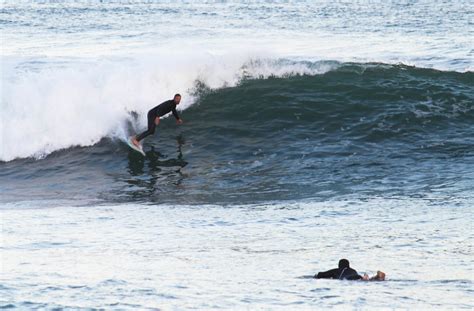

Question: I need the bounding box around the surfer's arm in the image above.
[172,108,183,124]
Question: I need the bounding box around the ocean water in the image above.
[1,1,473,309]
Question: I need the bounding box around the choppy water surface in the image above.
[1,1,473,309]
[2,199,473,309]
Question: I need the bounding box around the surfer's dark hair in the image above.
[174,93,181,98]
[339,259,350,269]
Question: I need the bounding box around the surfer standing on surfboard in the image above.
[131,94,183,148]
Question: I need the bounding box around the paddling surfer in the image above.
[131,94,183,148]
[314,259,386,281]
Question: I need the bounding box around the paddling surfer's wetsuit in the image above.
[315,267,362,280]
[136,100,181,142]
[314,259,363,280]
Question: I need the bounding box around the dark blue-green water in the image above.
[2,63,473,205]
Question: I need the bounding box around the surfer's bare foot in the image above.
[132,137,140,148]
[376,271,386,281]
[369,271,386,281]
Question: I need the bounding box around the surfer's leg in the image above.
[134,112,156,145]
[369,271,386,281]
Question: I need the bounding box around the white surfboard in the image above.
[127,137,146,156]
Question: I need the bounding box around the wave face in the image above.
[1,56,336,162]
[2,63,473,205]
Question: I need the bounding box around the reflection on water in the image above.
[123,135,188,202]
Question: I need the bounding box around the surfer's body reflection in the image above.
[126,135,187,197]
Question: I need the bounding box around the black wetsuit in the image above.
[315,267,362,280]
[136,100,181,142]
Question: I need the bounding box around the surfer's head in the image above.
[338,259,350,269]
[174,93,182,105]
